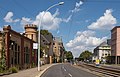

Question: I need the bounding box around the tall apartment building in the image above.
[111,26,120,64]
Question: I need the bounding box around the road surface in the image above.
[41,63,98,77]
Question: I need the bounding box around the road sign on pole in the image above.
[33,43,38,49]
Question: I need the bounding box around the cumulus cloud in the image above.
[33,9,61,30]
[66,30,107,57]
[4,12,20,23]
[70,0,83,13]
[20,8,72,30]
[88,9,117,30]
[3,9,73,31]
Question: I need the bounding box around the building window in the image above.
[102,54,104,56]
[24,47,29,64]
[11,45,14,50]
[15,43,17,51]
[58,43,61,45]
[43,40,45,42]
[18,46,19,51]
[15,52,17,64]
[31,34,33,40]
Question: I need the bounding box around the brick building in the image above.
[0,25,37,69]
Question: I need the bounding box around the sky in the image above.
[0,0,120,57]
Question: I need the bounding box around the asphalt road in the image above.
[41,64,98,77]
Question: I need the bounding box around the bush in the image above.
[9,67,18,73]
[0,65,5,73]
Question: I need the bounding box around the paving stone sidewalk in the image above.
[1,64,55,77]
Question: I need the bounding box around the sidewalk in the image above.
[1,64,56,77]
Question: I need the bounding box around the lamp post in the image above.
[38,2,64,71]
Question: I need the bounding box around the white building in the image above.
[93,41,111,63]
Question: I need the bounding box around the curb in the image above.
[35,64,56,77]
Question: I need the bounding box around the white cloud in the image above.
[63,0,83,24]
[70,0,83,13]
[19,8,71,30]
[66,30,107,57]
[76,30,95,37]
[33,9,61,30]
[21,17,33,25]
[88,9,117,30]
[62,15,72,23]
[4,12,20,23]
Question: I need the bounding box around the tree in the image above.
[79,50,92,61]
[65,51,73,61]
[40,46,44,58]
[40,30,51,35]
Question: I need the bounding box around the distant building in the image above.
[107,39,111,46]
[53,37,64,63]
[40,34,53,64]
[0,25,37,69]
[111,26,120,64]
[93,41,111,63]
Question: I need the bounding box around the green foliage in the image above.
[79,50,92,61]
[9,67,18,73]
[0,32,6,71]
[40,30,51,35]
[40,46,44,58]
[65,51,73,61]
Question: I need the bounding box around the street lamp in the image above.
[38,2,64,71]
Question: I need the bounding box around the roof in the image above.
[111,26,120,32]
[53,37,62,43]
[99,41,108,46]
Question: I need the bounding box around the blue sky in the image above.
[0,0,120,57]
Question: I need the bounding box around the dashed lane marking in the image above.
[68,73,72,77]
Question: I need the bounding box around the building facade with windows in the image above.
[0,25,37,69]
[111,26,120,64]
[93,41,111,63]
[53,37,65,63]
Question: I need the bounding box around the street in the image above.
[41,64,98,77]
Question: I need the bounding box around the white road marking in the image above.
[62,65,72,77]
[62,66,67,71]
[68,73,72,77]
